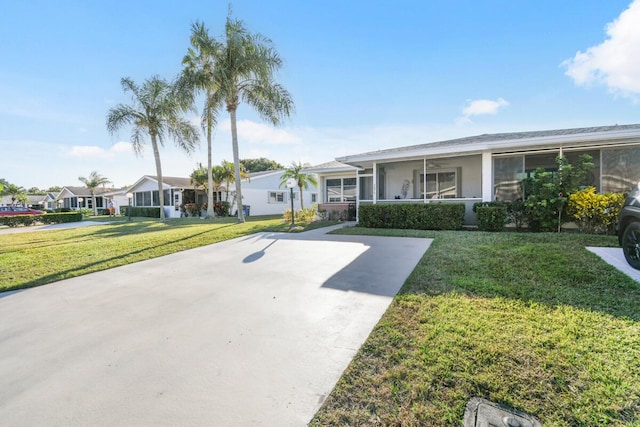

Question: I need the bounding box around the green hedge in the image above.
[120,206,161,218]
[0,212,83,228]
[358,203,465,230]
[476,206,507,232]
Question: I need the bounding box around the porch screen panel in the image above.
[143,191,152,206]
[602,146,640,193]
[494,156,524,201]
[164,190,171,206]
[326,179,342,202]
[135,192,144,206]
[343,178,356,201]
[359,176,373,200]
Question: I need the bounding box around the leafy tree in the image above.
[106,76,200,219]
[6,184,26,206]
[279,161,317,210]
[0,178,9,195]
[523,154,594,232]
[46,186,62,193]
[212,12,294,222]
[240,157,284,173]
[181,21,223,218]
[79,171,111,216]
[27,187,45,195]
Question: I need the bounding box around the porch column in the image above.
[355,170,360,222]
[423,158,427,203]
[372,162,377,204]
[481,152,493,202]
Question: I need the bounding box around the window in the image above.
[418,170,459,199]
[268,191,286,203]
[326,177,357,203]
[311,193,318,203]
[494,156,524,201]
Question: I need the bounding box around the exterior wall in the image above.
[232,173,319,216]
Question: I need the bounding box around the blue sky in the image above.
[2,0,640,189]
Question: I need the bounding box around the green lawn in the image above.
[0,216,334,292]
[311,229,640,426]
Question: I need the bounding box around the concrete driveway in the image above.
[0,225,432,426]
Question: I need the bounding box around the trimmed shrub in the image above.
[121,206,161,218]
[476,206,507,232]
[567,187,625,234]
[0,212,82,228]
[358,203,465,230]
[283,205,318,223]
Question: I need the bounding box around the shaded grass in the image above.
[0,216,337,292]
[312,229,640,426]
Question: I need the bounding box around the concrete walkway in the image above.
[587,246,640,283]
[0,225,432,426]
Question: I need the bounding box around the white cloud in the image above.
[67,141,134,159]
[219,119,300,145]
[563,0,640,98]
[462,98,510,117]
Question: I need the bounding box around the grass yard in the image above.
[0,216,336,292]
[311,229,640,426]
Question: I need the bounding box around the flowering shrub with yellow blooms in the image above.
[566,187,624,234]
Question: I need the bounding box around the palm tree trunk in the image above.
[151,134,166,220]
[299,184,304,210]
[206,104,214,218]
[92,194,97,216]
[230,108,244,223]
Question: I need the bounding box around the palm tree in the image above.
[279,162,318,210]
[106,76,199,220]
[78,171,111,216]
[213,13,294,222]
[220,160,249,207]
[181,21,223,218]
[6,184,26,206]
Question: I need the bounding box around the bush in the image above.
[121,206,161,218]
[476,206,507,231]
[358,203,465,230]
[283,205,318,223]
[0,212,82,228]
[567,187,625,234]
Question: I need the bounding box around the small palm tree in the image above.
[181,21,223,218]
[106,76,199,220]
[220,160,249,206]
[213,12,294,222]
[280,162,318,210]
[78,171,111,216]
[6,184,26,206]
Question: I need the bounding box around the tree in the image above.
[106,76,199,219]
[212,12,294,222]
[6,184,26,206]
[46,186,62,193]
[78,171,111,216]
[181,21,223,218]
[28,187,45,195]
[240,157,284,173]
[279,161,317,210]
[219,160,249,208]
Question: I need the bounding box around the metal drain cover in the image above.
[463,397,542,427]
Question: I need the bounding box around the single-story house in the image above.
[227,170,319,216]
[306,124,640,224]
[126,171,318,218]
[56,186,114,211]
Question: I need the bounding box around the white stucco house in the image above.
[126,171,318,218]
[306,124,640,224]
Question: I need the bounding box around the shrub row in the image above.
[567,187,625,234]
[120,206,161,218]
[0,212,83,228]
[358,203,465,230]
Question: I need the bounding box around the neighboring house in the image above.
[41,193,58,210]
[126,176,205,219]
[308,124,640,224]
[227,170,318,216]
[1,194,47,209]
[56,186,111,211]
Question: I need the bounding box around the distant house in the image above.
[227,170,318,216]
[308,124,640,224]
[126,171,319,218]
[56,186,112,211]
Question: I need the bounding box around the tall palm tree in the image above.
[78,171,111,216]
[106,76,199,219]
[213,13,294,222]
[279,162,318,210]
[181,21,223,218]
